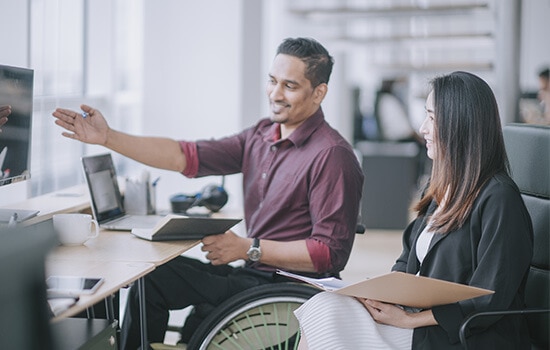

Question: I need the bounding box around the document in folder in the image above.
[277,270,494,309]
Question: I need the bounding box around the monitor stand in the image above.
[0,208,40,223]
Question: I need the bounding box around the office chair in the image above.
[459,123,550,349]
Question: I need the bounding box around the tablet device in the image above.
[46,276,104,296]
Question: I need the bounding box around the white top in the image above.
[416,222,435,264]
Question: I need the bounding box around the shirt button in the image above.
[259,202,263,208]
[261,173,267,179]
[271,146,277,152]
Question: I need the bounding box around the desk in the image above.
[0,183,91,226]
[6,182,208,347]
[47,260,154,321]
[47,229,200,348]
[48,229,199,265]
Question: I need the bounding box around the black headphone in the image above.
[170,180,228,214]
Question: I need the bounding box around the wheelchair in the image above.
[153,223,365,350]
[183,223,365,349]
[184,282,320,350]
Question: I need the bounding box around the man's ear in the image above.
[313,83,328,104]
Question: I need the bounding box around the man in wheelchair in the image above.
[52,37,364,349]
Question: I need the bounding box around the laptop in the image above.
[81,153,164,231]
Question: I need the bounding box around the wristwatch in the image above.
[247,238,262,262]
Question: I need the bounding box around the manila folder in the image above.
[335,272,494,309]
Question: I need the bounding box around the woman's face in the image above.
[419,91,436,160]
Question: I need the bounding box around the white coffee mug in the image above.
[53,213,99,246]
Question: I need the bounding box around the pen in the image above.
[8,212,17,227]
[152,177,161,187]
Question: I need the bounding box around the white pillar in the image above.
[495,0,522,124]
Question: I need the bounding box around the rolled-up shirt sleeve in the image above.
[306,239,331,272]
[179,141,199,178]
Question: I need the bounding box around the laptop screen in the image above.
[81,153,126,223]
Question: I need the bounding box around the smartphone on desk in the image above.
[46,276,104,296]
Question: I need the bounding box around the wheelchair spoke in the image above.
[228,314,255,346]
[245,311,265,347]
[259,305,275,347]
[283,303,291,349]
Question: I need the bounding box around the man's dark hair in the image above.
[539,67,549,80]
[276,37,334,87]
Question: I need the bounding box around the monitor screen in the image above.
[0,64,34,187]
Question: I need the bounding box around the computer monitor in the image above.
[0,64,34,187]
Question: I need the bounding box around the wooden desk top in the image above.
[46,230,198,321]
[1,184,91,226]
[47,260,154,321]
[46,230,199,323]
[6,183,206,326]
[48,229,199,265]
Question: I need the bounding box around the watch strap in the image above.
[252,237,260,248]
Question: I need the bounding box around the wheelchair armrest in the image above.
[459,308,550,349]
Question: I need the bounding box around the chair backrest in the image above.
[503,123,550,349]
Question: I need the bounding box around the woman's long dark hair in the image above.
[414,71,510,233]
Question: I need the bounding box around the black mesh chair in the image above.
[459,123,550,349]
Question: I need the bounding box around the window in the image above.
[29,0,143,196]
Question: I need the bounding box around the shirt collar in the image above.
[266,107,325,147]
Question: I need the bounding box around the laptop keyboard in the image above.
[106,215,162,229]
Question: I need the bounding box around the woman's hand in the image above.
[357,298,437,329]
[358,298,413,328]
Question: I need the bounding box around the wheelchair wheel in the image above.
[187,282,320,350]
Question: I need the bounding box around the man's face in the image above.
[266,54,325,129]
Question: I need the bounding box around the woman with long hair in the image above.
[294,71,533,349]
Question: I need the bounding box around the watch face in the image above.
[248,247,261,261]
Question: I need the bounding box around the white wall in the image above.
[520,0,550,91]
[140,0,246,211]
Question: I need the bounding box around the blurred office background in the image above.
[0,0,548,230]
